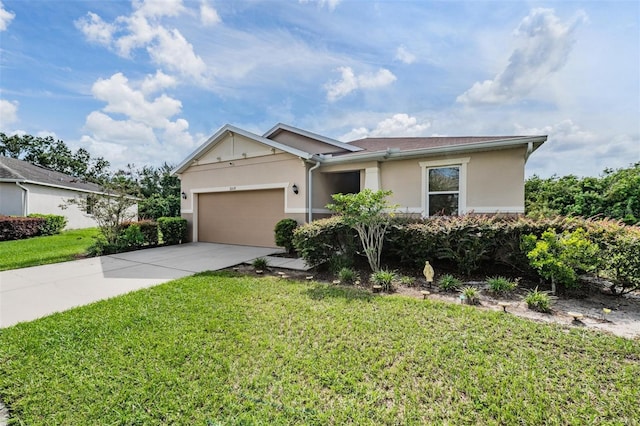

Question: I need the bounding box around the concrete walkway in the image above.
[0,242,281,328]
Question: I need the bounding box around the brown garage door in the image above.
[198,189,285,247]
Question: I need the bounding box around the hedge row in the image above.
[293,215,640,292]
[89,217,188,256]
[0,214,67,241]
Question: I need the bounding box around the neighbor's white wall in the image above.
[26,184,99,229]
[0,182,24,216]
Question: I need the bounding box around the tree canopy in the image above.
[0,133,110,183]
[525,163,640,225]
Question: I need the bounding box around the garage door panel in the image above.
[198,189,284,247]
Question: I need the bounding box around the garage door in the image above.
[198,189,285,247]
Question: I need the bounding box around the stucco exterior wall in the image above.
[0,183,23,215]
[26,184,100,229]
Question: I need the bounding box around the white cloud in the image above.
[0,99,18,128]
[91,73,182,128]
[133,0,185,18]
[299,0,342,11]
[80,71,198,168]
[325,66,396,101]
[457,8,586,106]
[148,26,207,80]
[141,70,177,95]
[85,111,157,144]
[395,45,416,64]
[75,12,114,46]
[0,1,15,31]
[340,113,430,140]
[77,1,208,81]
[200,0,221,26]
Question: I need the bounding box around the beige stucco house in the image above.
[173,123,547,248]
[0,156,135,229]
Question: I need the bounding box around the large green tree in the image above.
[136,163,181,219]
[525,163,640,224]
[0,133,110,183]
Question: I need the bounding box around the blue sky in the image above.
[1,0,638,178]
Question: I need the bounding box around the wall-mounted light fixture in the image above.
[181,191,187,199]
[292,184,299,194]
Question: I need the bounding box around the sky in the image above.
[0,0,638,178]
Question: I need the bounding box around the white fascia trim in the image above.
[464,206,525,214]
[0,179,107,196]
[320,136,547,165]
[263,123,363,152]
[172,124,315,175]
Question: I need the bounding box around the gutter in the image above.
[524,141,534,163]
[15,182,29,216]
[307,160,321,223]
[320,136,548,165]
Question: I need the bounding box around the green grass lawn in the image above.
[0,273,638,424]
[0,228,99,271]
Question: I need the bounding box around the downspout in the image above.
[524,141,534,163]
[307,160,321,223]
[16,182,29,216]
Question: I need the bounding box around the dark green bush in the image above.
[274,218,298,254]
[158,217,188,245]
[138,220,159,246]
[0,216,45,241]
[292,216,358,267]
[117,224,145,250]
[28,214,67,235]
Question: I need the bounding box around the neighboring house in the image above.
[173,123,547,248]
[0,156,128,229]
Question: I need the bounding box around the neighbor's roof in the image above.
[0,156,103,193]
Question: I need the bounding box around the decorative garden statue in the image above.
[423,260,434,287]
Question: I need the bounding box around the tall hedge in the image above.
[0,216,45,241]
[158,217,188,245]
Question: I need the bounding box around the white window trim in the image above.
[419,157,469,217]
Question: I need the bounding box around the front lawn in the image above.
[0,228,99,271]
[0,273,638,424]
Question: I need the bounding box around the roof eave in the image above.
[320,136,548,164]
[263,123,363,152]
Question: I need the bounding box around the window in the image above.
[420,157,469,217]
[86,195,96,215]
[428,167,459,216]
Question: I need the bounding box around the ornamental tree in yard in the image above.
[522,228,600,295]
[326,189,397,272]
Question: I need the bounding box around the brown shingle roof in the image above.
[347,136,532,153]
[0,156,103,193]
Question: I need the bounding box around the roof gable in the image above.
[0,156,103,193]
[173,124,316,174]
[264,123,362,154]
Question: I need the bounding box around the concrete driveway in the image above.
[0,243,281,328]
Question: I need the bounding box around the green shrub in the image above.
[117,224,145,250]
[252,257,269,270]
[487,276,518,294]
[398,275,416,287]
[292,216,358,268]
[524,288,552,313]
[87,236,118,257]
[437,274,461,292]
[138,220,159,246]
[461,286,480,305]
[371,269,396,292]
[28,214,67,235]
[338,267,357,284]
[600,227,640,295]
[157,217,188,245]
[274,218,298,254]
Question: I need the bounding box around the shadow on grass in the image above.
[303,283,374,303]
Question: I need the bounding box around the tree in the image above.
[525,163,640,224]
[522,228,600,294]
[326,189,397,272]
[136,163,181,219]
[0,132,110,183]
